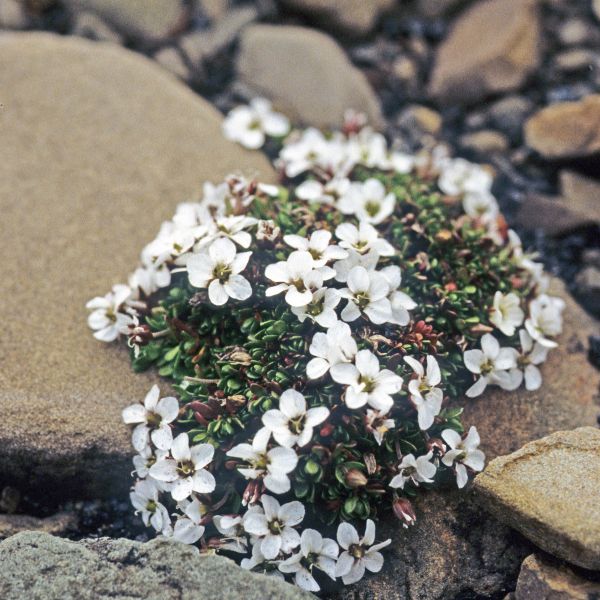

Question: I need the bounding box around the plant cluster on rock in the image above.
[87,103,565,593]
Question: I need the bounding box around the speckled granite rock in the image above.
[474,428,600,570]
[515,554,600,600]
[0,532,311,600]
[237,24,382,128]
[524,95,600,159]
[429,0,541,104]
[0,32,274,501]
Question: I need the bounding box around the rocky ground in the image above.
[1,0,599,598]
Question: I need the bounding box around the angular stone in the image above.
[237,24,382,129]
[337,283,599,599]
[0,532,311,600]
[515,194,598,237]
[278,0,394,36]
[524,95,600,159]
[0,512,78,540]
[474,428,600,570]
[461,280,599,460]
[0,32,274,501]
[429,0,541,105]
[63,0,187,42]
[515,554,600,600]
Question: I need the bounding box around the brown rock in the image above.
[237,24,382,128]
[594,0,600,21]
[474,428,600,570]
[278,0,394,36]
[515,554,600,600]
[0,512,78,540]
[524,95,600,159]
[428,0,541,105]
[63,0,187,42]
[460,129,510,153]
[397,104,443,136]
[561,170,600,215]
[0,33,274,501]
[72,11,123,44]
[0,0,28,29]
[154,46,190,80]
[462,279,599,460]
[515,194,598,237]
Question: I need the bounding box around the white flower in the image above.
[463,190,499,221]
[278,128,328,176]
[509,329,550,391]
[404,355,443,430]
[207,215,257,249]
[186,238,252,306]
[86,284,134,342]
[241,540,285,579]
[279,529,339,592]
[306,321,357,379]
[167,498,206,545]
[333,248,380,283]
[365,409,395,445]
[226,427,298,494]
[256,219,280,242]
[242,495,304,560]
[291,286,341,328]
[265,251,333,307]
[441,426,485,488]
[122,385,179,452]
[149,433,216,502]
[213,514,248,553]
[132,445,168,479]
[335,221,395,257]
[283,230,348,267]
[335,520,391,585]
[380,265,417,326]
[389,452,436,489]
[262,390,329,448]
[438,158,493,196]
[331,349,403,412]
[525,294,565,348]
[222,98,290,149]
[463,333,519,397]
[338,178,396,224]
[340,266,393,325]
[295,177,351,205]
[490,291,524,337]
[130,478,170,533]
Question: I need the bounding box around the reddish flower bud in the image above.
[393,496,417,528]
[345,468,368,488]
[319,422,334,437]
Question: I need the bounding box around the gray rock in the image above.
[277,0,394,36]
[574,266,600,317]
[515,554,600,600]
[474,428,600,571]
[524,95,600,159]
[487,95,534,143]
[63,0,187,43]
[554,49,599,73]
[0,32,274,502]
[428,0,541,105]
[180,5,258,69]
[557,18,594,47]
[154,46,190,80]
[0,532,311,599]
[417,0,469,18]
[594,0,600,21]
[237,24,382,128]
[71,11,123,44]
[0,0,28,29]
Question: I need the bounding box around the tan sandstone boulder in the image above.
[0,32,274,500]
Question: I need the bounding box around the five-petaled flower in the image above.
[489,291,524,337]
[389,452,436,489]
[441,426,485,488]
[186,237,252,306]
[149,433,216,501]
[404,355,443,431]
[340,266,393,324]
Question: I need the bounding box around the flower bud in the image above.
[393,496,417,528]
[242,479,262,506]
[345,468,368,488]
[319,422,334,437]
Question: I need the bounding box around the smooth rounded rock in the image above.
[237,24,382,128]
[0,32,274,501]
